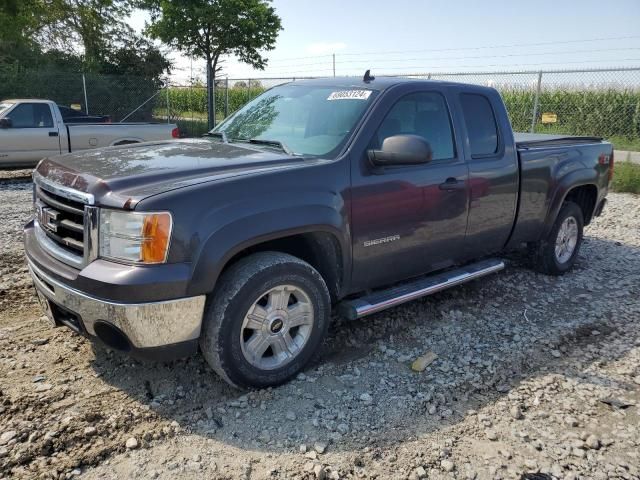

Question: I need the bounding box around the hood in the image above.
[35,138,313,209]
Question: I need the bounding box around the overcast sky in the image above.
[130,0,640,84]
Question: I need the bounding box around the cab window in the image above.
[7,103,53,128]
[460,94,499,157]
[375,92,455,161]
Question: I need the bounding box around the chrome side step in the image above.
[339,258,504,320]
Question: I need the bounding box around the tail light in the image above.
[171,127,180,138]
[599,151,614,183]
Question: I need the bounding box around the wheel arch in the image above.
[542,168,599,238]
[190,220,349,304]
[111,138,143,146]
[218,229,345,303]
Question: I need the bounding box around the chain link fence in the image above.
[2,67,639,149]
[400,67,640,144]
[0,71,167,123]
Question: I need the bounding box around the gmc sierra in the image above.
[24,75,613,388]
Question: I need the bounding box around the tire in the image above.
[200,251,331,389]
[531,201,584,275]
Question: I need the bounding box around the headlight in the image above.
[99,210,172,264]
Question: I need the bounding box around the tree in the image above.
[143,0,282,128]
[0,0,48,68]
[0,0,166,75]
[40,0,137,70]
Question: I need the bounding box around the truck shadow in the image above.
[89,234,640,455]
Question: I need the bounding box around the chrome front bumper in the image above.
[27,259,206,349]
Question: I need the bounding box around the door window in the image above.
[460,94,499,157]
[8,103,53,128]
[375,92,455,160]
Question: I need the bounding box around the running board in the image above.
[339,258,504,320]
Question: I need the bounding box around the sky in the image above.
[129,0,640,84]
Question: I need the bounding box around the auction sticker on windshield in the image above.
[327,90,372,101]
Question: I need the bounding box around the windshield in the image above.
[211,84,377,157]
[0,102,14,116]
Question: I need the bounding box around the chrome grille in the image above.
[33,172,97,268]
[36,187,85,253]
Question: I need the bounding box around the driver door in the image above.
[349,87,470,291]
[0,103,61,166]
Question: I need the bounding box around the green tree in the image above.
[40,0,137,70]
[0,0,46,68]
[143,0,282,127]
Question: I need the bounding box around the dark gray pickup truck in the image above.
[24,75,613,388]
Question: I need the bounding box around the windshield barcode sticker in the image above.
[327,90,372,101]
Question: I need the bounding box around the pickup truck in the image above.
[0,99,178,168]
[24,75,613,389]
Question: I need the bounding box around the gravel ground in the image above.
[0,171,638,480]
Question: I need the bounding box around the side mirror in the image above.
[368,134,433,166]
[0,117,11,129]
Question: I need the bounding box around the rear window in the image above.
[460,94,499,157]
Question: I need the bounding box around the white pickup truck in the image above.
[0,99,179,168]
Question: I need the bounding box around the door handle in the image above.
[49,131,59,137]
[438,178,466,191]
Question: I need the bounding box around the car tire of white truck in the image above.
[200,251,331,389]
[531,201,584,276]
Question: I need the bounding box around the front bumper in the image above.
[27,258,205,360]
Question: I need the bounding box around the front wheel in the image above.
[200,252,331,389]
[531,201,584,275]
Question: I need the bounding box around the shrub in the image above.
[611,160,640,194]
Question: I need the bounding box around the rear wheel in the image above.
[200,252,330,389]
[531,201,584,275]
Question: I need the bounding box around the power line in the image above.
[263,34,640,64]
[260,58,640,77]
[262,47,640,71]
[337,35,640,57]
[377,58,640,72]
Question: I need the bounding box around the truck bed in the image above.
[514,132,603,148]
[508,133,612,249]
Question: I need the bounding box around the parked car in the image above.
[24,75,613,389]
[0,99,178,167]
[57,105,111,124]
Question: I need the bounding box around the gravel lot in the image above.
[0,171,638,480]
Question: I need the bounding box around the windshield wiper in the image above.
[203,131,228,143]
[247,138,294,156]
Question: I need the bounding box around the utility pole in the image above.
[206,61,215,129]
[332,53,336,77]
[530,71,543,133]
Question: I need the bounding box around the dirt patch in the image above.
[0,182,638,479]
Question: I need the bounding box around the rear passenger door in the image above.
[350,86,470,291]
[0,103,61,166]
[453,89,519,258]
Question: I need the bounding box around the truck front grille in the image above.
[33,172,97,268]
[36,187,85,253]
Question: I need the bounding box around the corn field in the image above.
[502,88,640,139]
[158,69,640,145]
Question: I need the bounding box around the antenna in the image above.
[363,70,375,83]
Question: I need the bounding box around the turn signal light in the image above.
[141,213,172,263]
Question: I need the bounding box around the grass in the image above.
[611,160,640,194]
[608,136,640,152]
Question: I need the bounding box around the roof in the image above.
[289,76,470,91]
[1,99,53,103]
